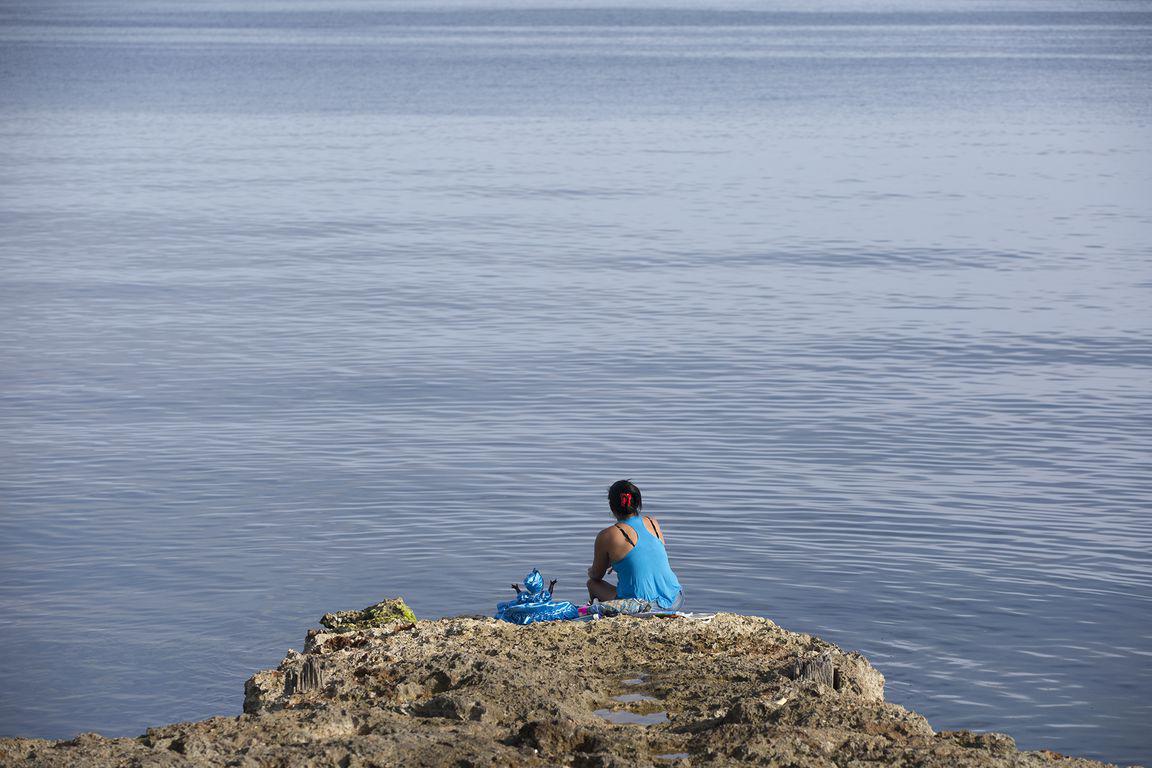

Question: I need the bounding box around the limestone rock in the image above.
[0,610,1130,768]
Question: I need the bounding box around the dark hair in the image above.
[608,479,642,520]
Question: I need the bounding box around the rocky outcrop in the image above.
[0,611,1128,767]
[319,598,418,633]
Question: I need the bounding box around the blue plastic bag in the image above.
[495,569,579,624]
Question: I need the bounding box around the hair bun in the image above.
[608,479,642,519]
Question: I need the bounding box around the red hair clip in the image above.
[620,492,632,509]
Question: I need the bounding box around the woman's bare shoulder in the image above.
[643,516,665,538]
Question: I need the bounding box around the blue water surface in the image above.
[1,1,1150,764]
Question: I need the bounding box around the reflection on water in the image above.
[594,708,671,726]
[0,1,1150,765]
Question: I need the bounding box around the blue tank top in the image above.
[612,515,683,609]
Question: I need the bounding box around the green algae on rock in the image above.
[319,597,417,632]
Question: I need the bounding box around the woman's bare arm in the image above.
[587,529,613,579]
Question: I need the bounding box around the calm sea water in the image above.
[1,1,1150,763]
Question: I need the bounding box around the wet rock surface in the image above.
[0,613,1130,767]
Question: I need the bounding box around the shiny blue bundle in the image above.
[586,597,655,617]
[495,569,579,625]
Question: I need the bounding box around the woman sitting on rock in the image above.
[586,479,684,610]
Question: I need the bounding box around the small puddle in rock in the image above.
[621,677,646,685]
[613,693,657,703]
[592,709,669,725]
[655,753,690,761]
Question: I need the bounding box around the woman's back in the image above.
[611,514,682,609]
